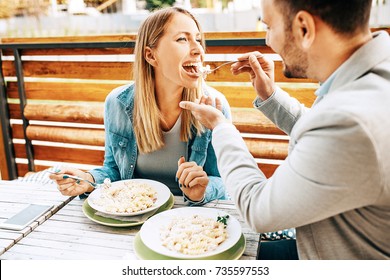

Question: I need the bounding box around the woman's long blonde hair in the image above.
[133,7,205,154]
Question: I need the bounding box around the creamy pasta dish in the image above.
[160,214,228,255]
[93,181,157,214]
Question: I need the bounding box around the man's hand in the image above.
[231,51,276,100]
[179,95,228,130]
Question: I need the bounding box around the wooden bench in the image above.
[1,29,387,180]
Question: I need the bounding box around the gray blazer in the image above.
[212,31,390,259]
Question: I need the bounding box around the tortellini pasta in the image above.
[94,181,157,214]
[160,214,228,255]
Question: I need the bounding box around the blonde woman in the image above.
[50,7,231,204]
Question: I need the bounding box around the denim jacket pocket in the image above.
[109,132,133,178]
[109,132,130,165]
[111,132,129,149]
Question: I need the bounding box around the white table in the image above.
[0,181,259,260]
[0,180,73,255]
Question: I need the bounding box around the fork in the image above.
[205,60,239,73]
[62,174,100,188]
[204,55,263,74]
[46,170,109,189]
[202,56,260,76]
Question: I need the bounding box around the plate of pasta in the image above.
[139,207,242,259]
[87,179,171,217]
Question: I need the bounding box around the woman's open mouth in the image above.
[183,62,201,77]
[183,62,211,79]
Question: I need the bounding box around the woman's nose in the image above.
[191,42,204,56]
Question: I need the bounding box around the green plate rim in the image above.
[82,193,174,227]
[133,232,246,260]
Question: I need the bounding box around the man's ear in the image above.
[292,11,316,50]
[145,46,157,66]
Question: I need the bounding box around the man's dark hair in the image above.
[276,0,373,34]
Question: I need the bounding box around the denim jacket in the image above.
[89,83,232,204]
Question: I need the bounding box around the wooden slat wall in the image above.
[7,81,317,107]
[7,81,118,102]
[12,29,390,179]
[13,143,104,165]
[3,60,317,84]
[24,104,104,124]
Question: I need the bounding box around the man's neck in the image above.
[311,29,372,83]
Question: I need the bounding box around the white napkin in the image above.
[95,208,158,222]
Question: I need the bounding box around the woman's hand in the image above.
[176,157,209,202]
[49,166,95,196]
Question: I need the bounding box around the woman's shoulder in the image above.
[106,83,135,104]
[104,84,135,122]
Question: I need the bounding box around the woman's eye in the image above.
[196,38,202,43]
[177,37,187,42]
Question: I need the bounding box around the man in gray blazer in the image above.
[180,0,390,259]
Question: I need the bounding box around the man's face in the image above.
[261,0,308,78]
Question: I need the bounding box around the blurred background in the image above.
[0,0,389,38]
[0,0,262,37]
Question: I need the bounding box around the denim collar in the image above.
[117,83,135,120]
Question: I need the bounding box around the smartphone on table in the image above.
[0,204,54,231]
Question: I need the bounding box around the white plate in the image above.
[140,207,242,259]
[87,179,171,217]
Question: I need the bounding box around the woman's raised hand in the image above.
[176,156,209,202]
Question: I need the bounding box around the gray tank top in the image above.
[134,115,186,195]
